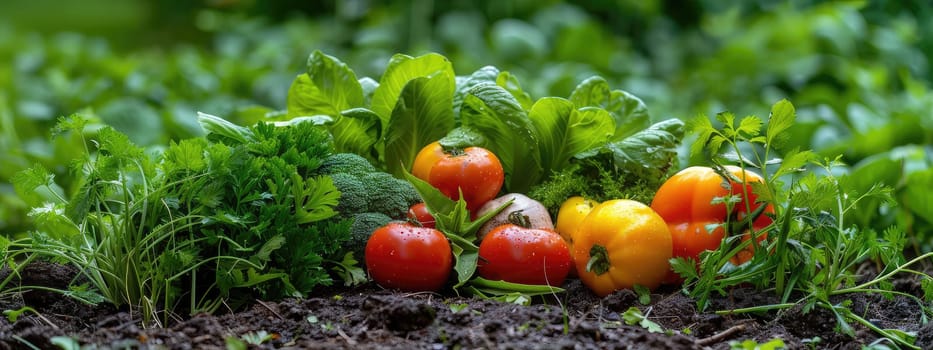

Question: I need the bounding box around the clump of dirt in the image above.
[0,261,928,349]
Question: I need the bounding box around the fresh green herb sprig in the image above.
[677,99,933,349]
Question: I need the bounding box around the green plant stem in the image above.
[828,304,920,350]
[716,302,796,315]
[834,252,933,294]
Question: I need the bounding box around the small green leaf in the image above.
[686,114,716,158]
[292,175,340,224]
[3,307,35,322]
[715,111,736,136]
[12,164,64,206]
[439,126,486,149]
[669,257,699,281]
[254,235,286,263]
[449,303,469,313]
[331,252,367,287]
[51,113,89,137]
[50,336,82,350]
[198,112,254,144]
[737,116,763,137]
[766,99,795,149]
[621,307,663,333]
[633,285,652,305]
[773,148,815,179]
[454,250,479,288]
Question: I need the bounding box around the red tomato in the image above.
[406,202,435,229]
[412,142,504,212]
[365,222,452,292]
[477,224,572,286]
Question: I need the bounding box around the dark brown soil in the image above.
[0,262,929,349]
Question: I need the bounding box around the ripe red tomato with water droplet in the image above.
[365,222,452,291]
[477,224,572,286]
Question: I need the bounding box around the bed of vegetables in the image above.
[1,2,933,349]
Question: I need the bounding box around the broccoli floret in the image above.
[329,173,369,216]
[320,153,421,220]
[361,172,421,219]
[344,212,393,261]
[318,153,376,177]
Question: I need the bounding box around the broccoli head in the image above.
[322,153,422,220]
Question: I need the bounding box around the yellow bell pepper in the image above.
[571,199,672,296]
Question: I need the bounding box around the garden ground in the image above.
[1,262,930,349]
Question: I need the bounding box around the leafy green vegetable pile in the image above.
[283,51,684,215]
[0,3,931,345]
[0,36,930,346]
[3,2,931,249]
[3,49,682,324]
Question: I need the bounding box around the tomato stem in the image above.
[441,145,465,156]
[507,211,532,228]
[586,244,610,275]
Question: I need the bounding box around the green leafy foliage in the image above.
[383,73,456,177]
[682,100,931,349]
[460,83,543,193]
[529,98,614,175]
[281,51,683,208]
[9,114,363,325]
[1,5,931,345]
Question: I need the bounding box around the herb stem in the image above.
[715,303,796,315]
[835,252,933,294]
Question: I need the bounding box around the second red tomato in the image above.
[477,224,572,286]
[406,202,436,228]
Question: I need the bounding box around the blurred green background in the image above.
[1,0,931,249]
